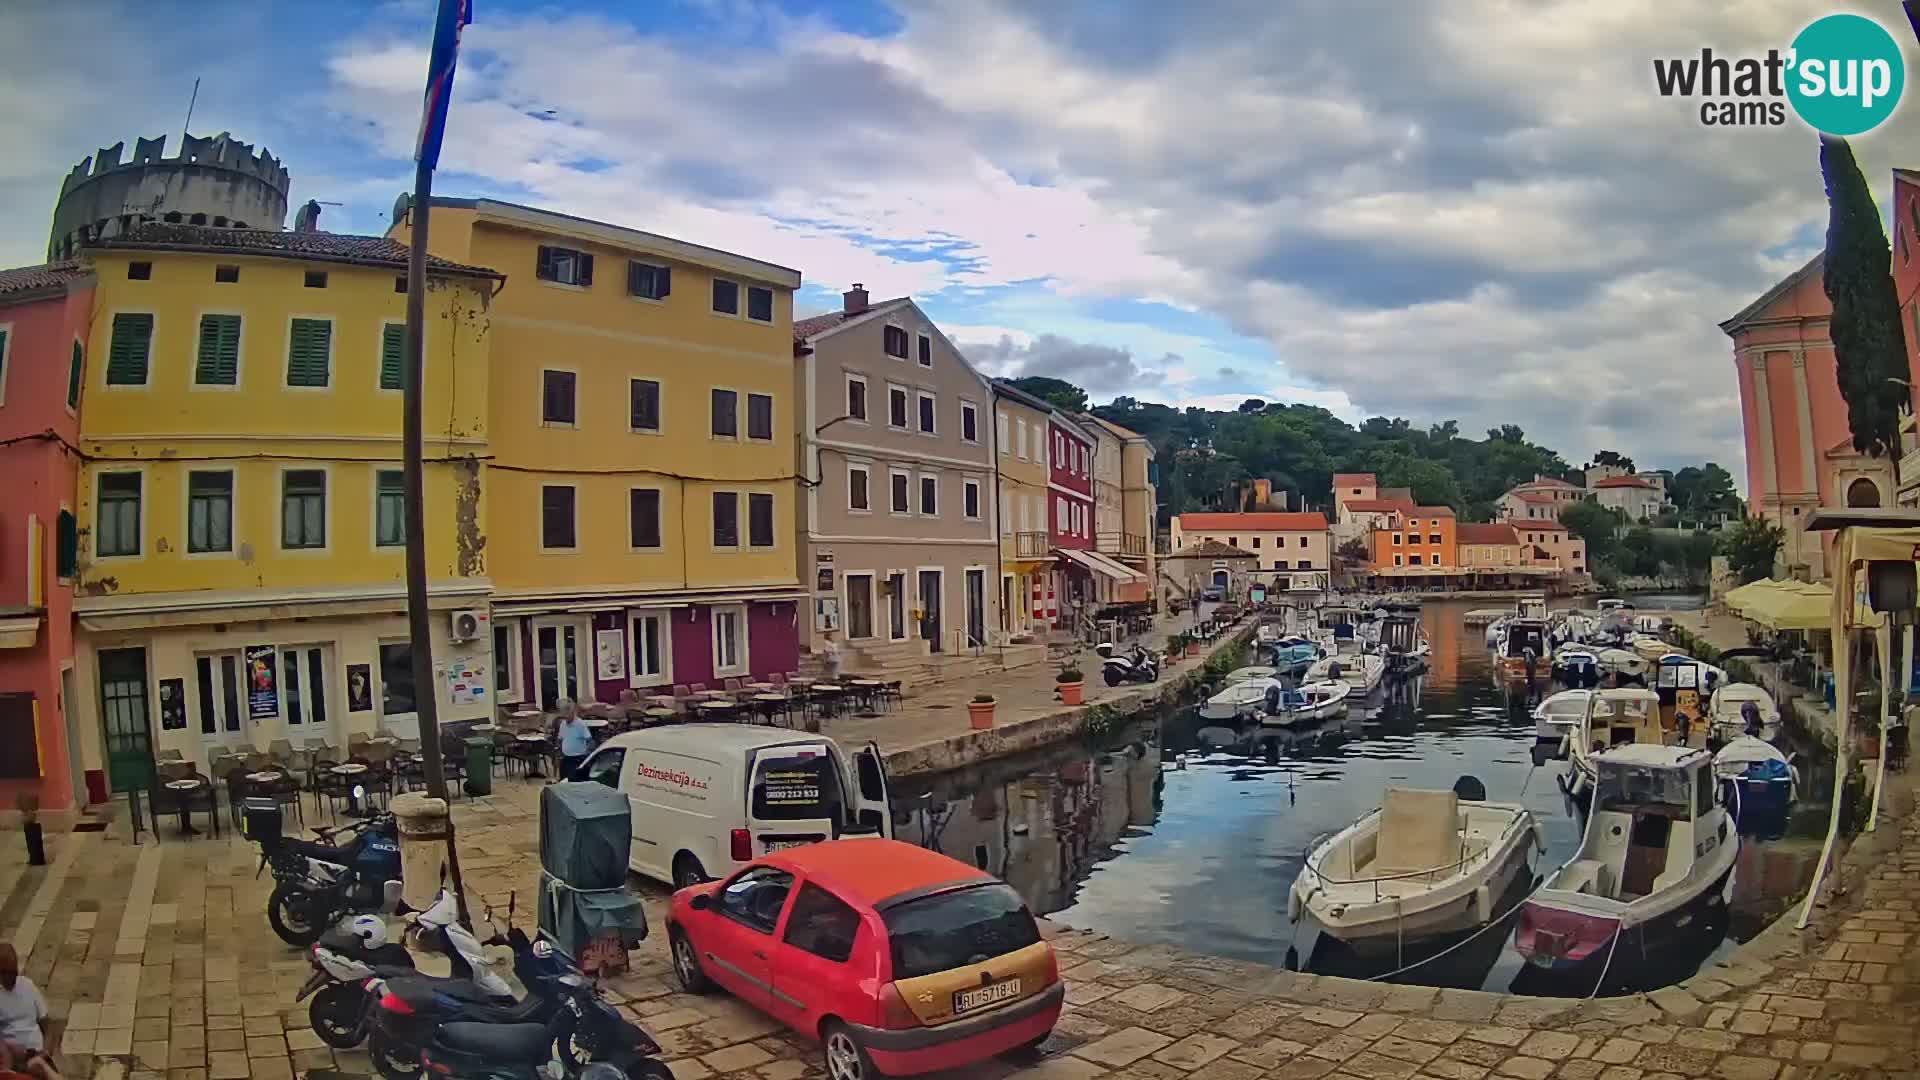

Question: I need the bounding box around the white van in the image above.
[575,726,893,888]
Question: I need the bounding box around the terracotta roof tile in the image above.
[0,261,88,297]
[90,224,501,278]
[1458,523,1521,545]
[1592,475,1653,489]
[1342,498,1414,513]
[792,297,910,343]
[1178,512,1328,531]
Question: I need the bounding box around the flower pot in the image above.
[24,822,45,866]
[1858,732,1882,760]
[1058,681,1084,706]
[967,701,996,730]
[1185,643,1200,658]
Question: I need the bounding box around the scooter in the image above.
[245,795,404,946]
[1098,642,1159,687]
[423,1036,673,1080]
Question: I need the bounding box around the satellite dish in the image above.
[391,192,412,228]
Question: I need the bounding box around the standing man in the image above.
[554,700,593,783]
[820,629,843,683]
[0,944,59,1080]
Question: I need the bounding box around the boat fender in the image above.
[1287,889,1301,923]
[1474,884,1492,924]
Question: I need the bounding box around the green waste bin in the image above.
[465,735,494,796]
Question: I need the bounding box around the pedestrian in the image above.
[0,944,59,1080]
[820,628,843,683]
[554,699,593,783]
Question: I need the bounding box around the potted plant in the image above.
[1056,665,1085,706]
[968,693,997,730]
[18,793,44,867]
[1184,632,1202,659]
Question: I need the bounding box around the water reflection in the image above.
[894,597,1825,996]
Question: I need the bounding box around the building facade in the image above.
[1048,412,1114,622]
[1895,169,1920,506]
[993,382,1054,635]
[1368,506,1458,570]
[1082,415,1155,603]
[1512,518,1587,576]
[1170,512,1329,589]
[70,225,500,787]
[1590,475,1663,521]
[403,198,805,706]
[1456,522,1523,568]
[1495,476,1583,522]
[795,288,999,662]
[0,263,93,818]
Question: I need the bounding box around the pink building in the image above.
[0,263,93,820]
[1047,413,1100,620]
[1895,169,1920,506]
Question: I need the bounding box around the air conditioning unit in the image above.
[449,608,487,643]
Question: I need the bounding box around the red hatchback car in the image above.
[666,838,1063,1079]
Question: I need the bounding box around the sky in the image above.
[4,0,1916,483]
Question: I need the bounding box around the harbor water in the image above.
[893,596,1828,997]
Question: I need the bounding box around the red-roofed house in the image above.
[1369,506,1458,571]
[1507,518,1587,575]
[1496,474,1585,522]
[1457,523,1523,568]
[1590,474,1664,520]
[1171,512,1328,582]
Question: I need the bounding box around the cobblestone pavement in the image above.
[7,760,1917,1080]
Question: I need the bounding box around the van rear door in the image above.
[746,744,840,857]
[851,741,893,839]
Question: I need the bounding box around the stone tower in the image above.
[47,131,292,261]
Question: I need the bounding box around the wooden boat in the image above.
[1517,745,1737,978]
[1291,787,1545,945]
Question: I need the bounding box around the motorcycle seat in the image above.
[438,1022,552,1060]
[370,963,418,979]
[279,837,350,864]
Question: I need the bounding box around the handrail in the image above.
[1302,809,1533,900]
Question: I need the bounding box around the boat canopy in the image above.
[1594,745,1713,819]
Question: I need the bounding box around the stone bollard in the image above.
[389,792,450,912]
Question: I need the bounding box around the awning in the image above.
[1056,548,1137,582]
[1077,549,1145,582]
[1724,578,1832,631]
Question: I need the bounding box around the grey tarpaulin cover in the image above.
[537,782,648,959]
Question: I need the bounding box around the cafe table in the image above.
[516,733,551,779]
[165,778,208,836]
[331,762,370,816]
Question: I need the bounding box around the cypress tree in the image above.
[1819,135,1907,458]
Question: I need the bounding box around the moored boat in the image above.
[1307,651,1386,694]
[1551,648,1601,688]
[1713,735,1796,837]
[1707,683,1781,743]
[1533,688,1592,742]
[1199,671,1284,721]
[1564,687,1668,801]
[1258,680,1352,726]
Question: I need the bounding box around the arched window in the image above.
[1846,477,1882,508]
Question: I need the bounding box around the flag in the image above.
[415,0,472,170]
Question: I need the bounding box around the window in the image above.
[1227,535,1238,547]
[846,375,868,421]
[542,369,577,425]
[746,286,774,323]
[919,474,939,516]
[997,412,1010,455]
[379,642,416,717]
[917,392,936,434]
[712,491,739,547]
[1000,491,1011,534]
[890,470,911,514]
[1299,536,1309,547]
[848,465,870,511]
[1393,554,1403,566]
[187,471,233,554]
[368,470,404,547]
[394,276,406,294]
[493,621,523,703]
[1429,533,1442,544]
[1408,519,1420,529]
[880,883,1039,980]
[582,748,625,788]
[627,261,670,300]
[916,333,932,367]
[961,402,979,443]
[1060,497,1071,532]
[286,318,331,387]
[96,473,142,556]
[126,261,151,280]
[630,378,660,432]
[629,488,661,548]
[784,884,860,963]
[629,610,668,684]
[711,278,739,316]
[712,605,746,676]
[56,510,76,578]
[964,479,981,520]
[541,485,576,549]
[216,265,240,284]
[1298,560,1313,570]
[888,386,909,428]
[883,325,909,359]
[1392,533,1403,545]
[747,393,773,440]
[718,866,792,933]
[1409,554,1423,565]
[1016,418,1028,459]
[748,493,775,547]
[379,323,405,391]
[712,388,738,437]
[1252,537,1262,549]
[536,245,593,286]
[281,470,326,549]
[67,341,82,409]
[304,270,328,289]
[106,312,153,385]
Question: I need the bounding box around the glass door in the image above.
[918,570,943,653]
[536,620,584,710]
[195,653,248,754]
[280,645,330,731]
[98,647,154,793]
[965,569,986,648]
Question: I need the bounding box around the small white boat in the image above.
[1595,648,1649,681]
[1533,689,1592,741]
[1707,683,1781,743]
[1223,665,1280,685]
[1565,687,1667,800]
[1259,680,1351,726]
[1199,675,1283,721]
[1307,652,1386,694]
[1518,744,1738,978]
[1291,787,1546,943]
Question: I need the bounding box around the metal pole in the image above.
[403,136,471,927]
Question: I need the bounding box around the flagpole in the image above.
[404,0,470,926]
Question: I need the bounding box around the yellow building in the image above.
[992,381,1054,633]
[1456,522,1523,568]
[1083,414,1158,592]
[70,224,500,782]
[397,199,805,707]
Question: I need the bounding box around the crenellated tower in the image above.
[47,131,292,260]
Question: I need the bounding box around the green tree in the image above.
[1335,537,1371,564]
[1007,376,1088,413]
[1669,463,1741,518]
[1561,500,1626,564]
[1820,135,1908,458]
[1588,450,1637,473]
[1719,515,1785,584]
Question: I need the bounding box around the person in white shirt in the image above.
[0,944,59,1080]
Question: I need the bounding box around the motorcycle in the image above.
[1098,643,1159,687]
[423,1037,673,1080]
[246,796,404,946]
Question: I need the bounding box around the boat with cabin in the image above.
[1595,647,1649,682]
[1378,613,1431,675]
[1258,680,1353,726]
[1199,667,1284,721]
[1564,687,1669,801]
[1533,688,1593,743]
[1496,618,1551,682]
[1307,651,1387,694]
[1551,648,1601,688]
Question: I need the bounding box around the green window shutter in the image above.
[106,313,153,385]
[56,510,77,578]
[287,318,332,387]
[195,315,241,385]
[380,324,404,390]
[67,342,82,409]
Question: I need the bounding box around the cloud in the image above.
[958,332,1166,396]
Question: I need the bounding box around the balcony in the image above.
[1095,531,1148,558]
[1014,531,1050,559]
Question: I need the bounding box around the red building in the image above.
[0,263,94,820]
[1896,168,1920,506]
[1046,412,1109,624]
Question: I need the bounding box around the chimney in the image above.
[293,199,321,233]
[843,283,869,315]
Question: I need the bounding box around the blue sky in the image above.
[5,0,1915,479]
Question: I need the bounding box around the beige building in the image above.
[1510,518,1587,575]
[1170,512,1328,591]
[1495,475,1584,522]
[1590,475,1664,521]
[1082,415,1157,599]
[1161,540,1259,606]
[1457,522,1523,568]
[796,287,999,669]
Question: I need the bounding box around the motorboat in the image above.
[1495,619,1551,682]
[1633,614,1668,635]
[1262,637,1323,677]
[1707,683,1781,743]
[1551,649,1601,688]
[1595,598,1633,615]
[1517,745,1738,980]
[1223,665,1280,685]
[1291,787,1546,946]
[1656,653,1726,693]
[1713,735,1796,837]
[1533,689,1593,742]
[1199,672,1285,721]
[1378,614,1431,674]
[1595,648,1649,682]
[1630,636,1671,662]
[1258,680,1352,726]
[1307,651,1386,694]
[1565,687,1669,801]
[1516,594,1550,621]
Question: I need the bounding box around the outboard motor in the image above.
[1452,775,1488,802]
[1264,683,1282,716]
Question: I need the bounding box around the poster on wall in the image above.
[346,664,374,712]
[815,597,840,632]
[815,551,834,593]
[443,655,489,706]
[595,629,626,681]
[244,644,279,720]
[158,678,187,730]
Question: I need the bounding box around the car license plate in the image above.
[764,838,817,852]
[954,978,1021,1014]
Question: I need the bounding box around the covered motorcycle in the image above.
[537,782,648,973]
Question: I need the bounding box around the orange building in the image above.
[1368,506,1457,570]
